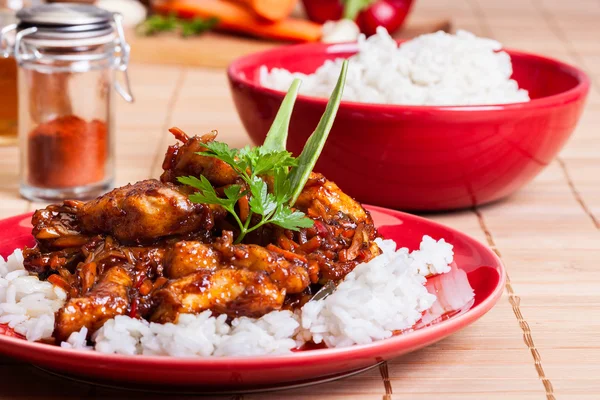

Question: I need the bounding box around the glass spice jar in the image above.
[0,3,134,201]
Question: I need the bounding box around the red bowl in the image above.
[227,42,590,211]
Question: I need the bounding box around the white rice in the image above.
[298,237,450,348]
[0,235,456,356]
[90,310,301,357]
[61,327,93,350]
[410,235,454,276]
[0,250,66,341]
[260,28,530,106]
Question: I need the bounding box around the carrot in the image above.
[277,234,299,251]
[153,277,169,290]
[139,279,154,296]
[299,235,321,253]
[266,244,308,263]
[47,274,73,296]
[152,0,322,42]
[231,0,298,22]
[238,194,250,223]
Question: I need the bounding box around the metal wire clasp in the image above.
[0,23,16,59]
[13,26,39,63]
[3,25,44,65]
[113,13,134,103]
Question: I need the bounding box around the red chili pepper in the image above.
[134,273,147,289]
[129,300,138,318]
[313,220,330,238]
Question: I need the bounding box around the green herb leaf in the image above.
[270,205,314,231]
[251,149,297,176]
[201,142,297,179]
[199,141,246,175]
[238,145,256,163]
[177,175,211,192]
[224,184,244,201]
[248,176,278,217]
[179,62,350,243]
[288,60,349,206]
[181,17,218,38]
[262,79,302,152]
[136,14,178,36]
[343,0,373,20]
[273,168,292,204]
[136,14,218,38]
[178,176,237,208]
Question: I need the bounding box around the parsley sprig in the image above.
[178,145,311,243]
[178,60,349,244]
[136,14,218,38]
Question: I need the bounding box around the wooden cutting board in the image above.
[127,16,452,68]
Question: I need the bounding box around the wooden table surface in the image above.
[1,0,599,399]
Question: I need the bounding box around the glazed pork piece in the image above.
[23,178,220,276]
[79,179,218,244]
[23,201,92,279]
[54,266,133,342]
[295,173,371,225]
[23,129,381,340]
[165,232,309,294]
[151,268,285,323]
[28,200,89,251]
[160,128,238,187]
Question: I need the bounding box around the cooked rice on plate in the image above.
[0,236,470,357]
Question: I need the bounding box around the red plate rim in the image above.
[0,205,506,367]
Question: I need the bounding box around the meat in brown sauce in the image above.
[54,265,133,342]
[79,179,217,244]
[23,129,381,341]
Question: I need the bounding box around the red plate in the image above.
[0,206,505,392]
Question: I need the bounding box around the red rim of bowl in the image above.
[227,41,591,113]
[0,206,506,368]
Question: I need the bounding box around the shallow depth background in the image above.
[0,0,599,399]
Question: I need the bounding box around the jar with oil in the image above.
[0,3,19,146]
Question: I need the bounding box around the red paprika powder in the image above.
[27,115,108,188]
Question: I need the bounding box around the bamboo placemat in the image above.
[1,0,599,398]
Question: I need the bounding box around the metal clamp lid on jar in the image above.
[0,3,134,102]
